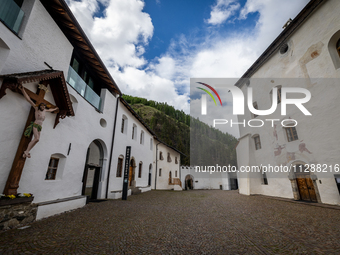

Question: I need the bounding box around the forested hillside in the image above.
[122,95,238,167]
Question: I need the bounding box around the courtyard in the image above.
[1,190,340,254]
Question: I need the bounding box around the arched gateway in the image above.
[82,140,106,200]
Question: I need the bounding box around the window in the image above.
[45,157,59,180]
[121,118,125,133]
[175,171,178,177]
[132,124,137,140]
[150,138,153,150]
[254,135,261,150]
[175,157,178,164]
[138,162,142,178]
[279,43,289,54]
[285,127,298,142]
[116,157,123,177]
[328,33,340,69]
[67,55,102,110]
[167,152,172,163]
[70,56,98,91]
[140,131,144,145]
[0,0,25,34]
[159,151,164,160]
[277,87,282,104]
[335,175,340,194]
[253,102,258,118]
[121,115,128,134]
[261,168,268,185]
[159,168,162,177]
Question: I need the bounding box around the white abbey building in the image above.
[0,0,183,223]
[236,0,340,205]
[180,166,237,191]
[152,139,182,191]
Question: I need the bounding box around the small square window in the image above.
[138,163,142,178]
[254,136,261,150]
[261,170,268,185]
[46,157,59,180]
[277,87,282,104]
[121,118,125,133]
[167,153,172,163]
[116,157,123,177]
[285,127,298,142]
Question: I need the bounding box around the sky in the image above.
[65,0,309,137]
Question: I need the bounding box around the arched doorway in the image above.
[185,175,194,190]
[148,164,152,186]
[293,164,318,202]
[82,140,104,200]
[129,158,136,187]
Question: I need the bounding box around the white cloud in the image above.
[206,0,240,25]
[67,0,153,68]
[109,66,189,112]
[239,0,309,52]
[65,0,310,135]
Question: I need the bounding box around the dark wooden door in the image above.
[296,174,317,202]
[91,167,101,199]
[129,166,134,186]
[305,177,317,202]
[148,173,151,186]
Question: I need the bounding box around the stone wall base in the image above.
[0,202,37,230]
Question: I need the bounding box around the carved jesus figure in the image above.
[19,85,58,158]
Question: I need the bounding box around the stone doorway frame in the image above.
[129,157,136,188]
[288,161,322,203]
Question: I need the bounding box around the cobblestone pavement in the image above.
[1,190,340,254]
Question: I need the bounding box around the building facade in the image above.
[180,166,236,190]
[0,0,184,223]
[236,0,340,205]
[152,140,182,191]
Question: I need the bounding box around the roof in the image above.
[40,0,121,96]
[120,98,156,137]
[119,98,186,156]
[0,69,74,127]
[155,137,186,157]
[235,0,325,87]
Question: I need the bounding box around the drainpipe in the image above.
[106,95,120,199]
[155,142,161,190]
[179,157,181,187]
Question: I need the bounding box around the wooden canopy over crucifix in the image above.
[0,70,74,195]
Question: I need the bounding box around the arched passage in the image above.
[82,140,106,200]
[185,175,194,190]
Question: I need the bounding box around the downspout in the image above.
[179,156,181,187]
[106,94,120,199]
[155,142,161,190]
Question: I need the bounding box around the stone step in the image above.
[131,187,142,195]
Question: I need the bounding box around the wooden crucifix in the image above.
[3,82,59,195]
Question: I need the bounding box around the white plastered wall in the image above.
[236,0,340,205]
[107,100,154,198]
